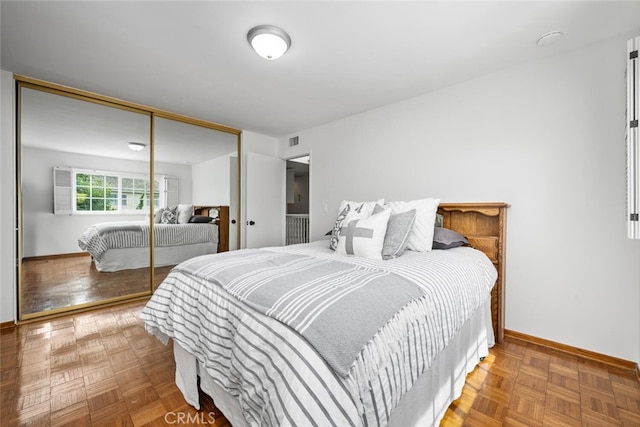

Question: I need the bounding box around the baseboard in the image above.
[16,296,151,325]
[504,329,639,375]
[22,252,89,262]
[0,320,16,330]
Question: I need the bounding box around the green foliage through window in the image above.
[76,173,118,212]
[74,171,160,213]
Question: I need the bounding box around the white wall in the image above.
[156,160,193,206]
[1,70,16,323]
[192,153,233,205]
[280,34,640,364]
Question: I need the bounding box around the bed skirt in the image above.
[173,299,494,427]
[94,242,218,272]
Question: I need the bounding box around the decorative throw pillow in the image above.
[176,204,193,224]
[337,199,384,216]
[329,199,384,250]
[432,227,469,249]
[336,209,391,260]
[372,205,417,259]
[387,198,440,252]
[161,206,178,224]
[329,205,351,250]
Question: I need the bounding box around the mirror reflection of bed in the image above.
[18,81,240,319]
[76,205,229,282]
[21,207,228,312]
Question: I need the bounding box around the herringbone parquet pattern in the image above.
[1,300,639,426]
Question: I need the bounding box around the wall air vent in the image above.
[289,136,299,147]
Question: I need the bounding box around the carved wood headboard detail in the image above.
[437,202,508,343]
[193,205,230,253]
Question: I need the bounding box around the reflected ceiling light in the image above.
[247,25,291,60]
[127,142,146,151]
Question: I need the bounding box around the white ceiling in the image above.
[2,1,640,138]
[20,86,238,164]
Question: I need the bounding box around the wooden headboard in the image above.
[437,202,508,342]
[193,205,230,253]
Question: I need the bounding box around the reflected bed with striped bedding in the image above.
[78,221,219,262]
[141,240,497,426]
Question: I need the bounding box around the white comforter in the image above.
[140,241,497,427]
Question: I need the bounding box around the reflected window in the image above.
[56,167,169,214]
[121,176,157,211]
[76,172,118,212]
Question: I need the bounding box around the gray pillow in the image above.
[373,204,417,260]
[432,227,469,249]
[161,206,178,224]
[189,215,214,223]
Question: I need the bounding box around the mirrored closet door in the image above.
[16,77,242,321]
[18,82,153,320]
[151,116,240,286]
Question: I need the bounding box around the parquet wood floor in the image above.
[21,256,172,315]
[2,300,639,426]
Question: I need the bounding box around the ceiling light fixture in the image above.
[127,142,146,151]
[536,31,564,48]
[247,25,291,60]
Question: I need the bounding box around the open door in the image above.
[286,155,310,245]
[246,152,284,248]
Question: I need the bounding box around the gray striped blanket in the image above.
[78,221,218,261]
[172,250,425,376]
[141,241,498,426]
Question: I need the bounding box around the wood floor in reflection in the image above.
[21,255,171,315]
[1,300,639,426]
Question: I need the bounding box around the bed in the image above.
[140,201,507,427]
[78,205,230,272]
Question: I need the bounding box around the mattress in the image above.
[141,240,498,426]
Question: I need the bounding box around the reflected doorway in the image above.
[285,155,310,245]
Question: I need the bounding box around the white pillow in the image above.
[336,209,391,260]
[387,198,440,252]
[329,199,384,250]
[146,207,165,223]
[176,204,193,224]
[337,199,384,216]
[155,208,166,223]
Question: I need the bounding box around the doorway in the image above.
[285,155,310,245]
